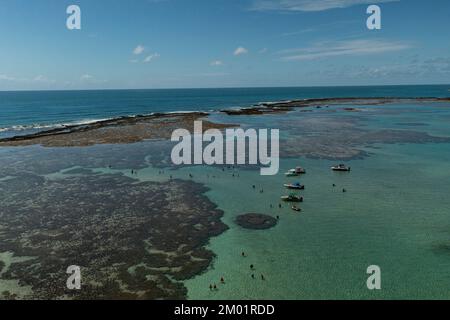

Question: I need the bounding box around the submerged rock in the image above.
[235,213,277,230]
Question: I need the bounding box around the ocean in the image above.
[1,85,450,138]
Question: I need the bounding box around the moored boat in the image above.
[294,167,306,174]
[331,164,351,172]
[284,167,306,176]
[281,193,303,202]
[284,182,305,190]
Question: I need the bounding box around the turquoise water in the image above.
[182,105,450,299]
[179,145,450,299]
[97,101,450,299]
[1,93,450,299]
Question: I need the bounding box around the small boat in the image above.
[291,205,301,212]
[281,193,303,202]
[295,167,306,174]
[285,169,298,177]
[284,182,305,190]
[331,164,351,172]
[284,167,306,176]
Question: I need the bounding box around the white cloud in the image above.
[279,39,411,61]
[133,45,145,55]
[234,46,249,56]
[210,60,223,66]
[251,0,399,12]
[259,48,268,54]
[33,75,47,82]
[143,53,160,63]
[0,74,16,81]
[80,74,93,80]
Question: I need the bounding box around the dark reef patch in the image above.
[395,122,429,127]
[0,173,228,299]
[235,214,277,230]
[279,114,450,160]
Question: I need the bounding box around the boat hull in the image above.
[284,184,305,190]
[281,196,303,202]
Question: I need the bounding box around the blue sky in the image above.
[0,0,449,90]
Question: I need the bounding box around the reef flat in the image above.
[1,97,449,149]
[279,115,450,160]
[0,112,235,148]
[220,97,450,115]
[0,173,228,299]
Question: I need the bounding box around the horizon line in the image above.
[1,83,450,93]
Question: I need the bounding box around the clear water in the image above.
[1,86,450,299]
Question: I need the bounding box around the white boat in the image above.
[285,169,298,177]
[284,182,305,190]
[284,167,306,176]
[281,193,304,202]
[331,164,351,172]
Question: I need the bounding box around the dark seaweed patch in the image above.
[0,173,228,299]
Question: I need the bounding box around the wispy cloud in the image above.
[309,56,450,81]
[279,39,411,61]
[0,74,17,81]
[210,60,223,66]
[251,0,399,12]
[234,46,249,56]
[281,28,316,37]
[80,74,93,80]
[144,53,160,63]
[281,19,359,37]
[133,45,145,55]
[0,74,54,83]
[33,75,48,82]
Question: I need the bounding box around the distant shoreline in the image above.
[0,97,449,148]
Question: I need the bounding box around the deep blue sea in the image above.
[1,85,449,138]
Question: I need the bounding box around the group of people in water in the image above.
[332,183,347,192]
[208,251,266,292]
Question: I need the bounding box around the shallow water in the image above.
[182,104,450,299]
[1,101,450,299]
